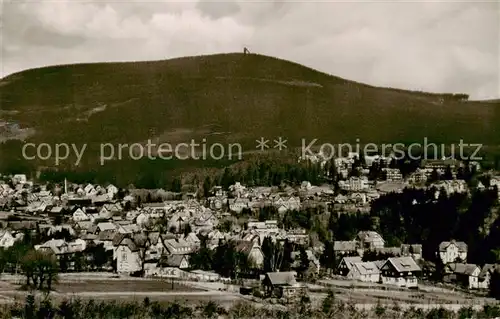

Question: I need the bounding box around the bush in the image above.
[252,289,263,298]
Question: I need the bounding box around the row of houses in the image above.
[338,256,421,288]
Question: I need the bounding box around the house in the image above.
[381,168,403,182]
[408,168,428,184]
[291,249,320,275]
[148,255,190,278]
[12,174,27,184]
[163,238,193,255]
[229,182,247,198]
[106,184,119,198]
[432,180,468,195]
[401,244,423,261]
[262,271,306,299]
[229,198,249,213]
[84,184,97,196]
[135,212,149,227]
[194,212,218,229]
[115,237,142,274]
[95,222,117,234]
[478,264,499,290]
[338,177,369,192]
[347,262,380,283]
[160,255,190,269]
[0,229,16,248]
[421,159,457,171]
[337,256,362,276]
[144,232,164,261]
[445,263,481,290]
[438,240,467,264]
[184,232,201,248]
[356,231,385,250]
[47,224,76,237]
[490,177,500,200]
[95,230,118,252]
[333,241,359,256]
[380,257,421,288]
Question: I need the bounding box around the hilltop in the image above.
[0,53,499,176]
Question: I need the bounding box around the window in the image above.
[121,252,127,261]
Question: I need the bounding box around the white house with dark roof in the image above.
[115,237,142,274]
[380,257,421,288]
[445,263,481,289]
[438,240,467,264]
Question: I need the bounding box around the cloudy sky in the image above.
[2,0,499,99]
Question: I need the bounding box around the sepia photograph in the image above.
[0,0,499,318]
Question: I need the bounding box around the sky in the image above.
[2,0,499,99]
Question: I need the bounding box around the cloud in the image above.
[1,0,498,99]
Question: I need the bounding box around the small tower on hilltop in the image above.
[243,47,250,54]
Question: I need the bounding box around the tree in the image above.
[171,178,182,193]
[320,241,336,274]
[322,290,336,314]
[374,300,386,318]
[280,240,293,271]
[212,242,252,279]
[261,237,283,273]
[443,165,453,180]
[21,250,59,291]
[217,219,233,233]
[203,177,212,198]
[490,269,500,299]
[298,246,310,279]
[190,247,213,271]
[428,168,440,183]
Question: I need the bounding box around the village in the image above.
[0,152,500,310]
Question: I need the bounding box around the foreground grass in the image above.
[1,293,500,319]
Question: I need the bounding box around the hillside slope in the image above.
[1,53,499,171]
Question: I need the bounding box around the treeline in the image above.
[3,293,500,319]
[38,156,328,191]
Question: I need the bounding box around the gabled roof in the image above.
[357,231,384,243]
[339,256,362,269]
[384,257,421,273]
[119,237,138,252]
[98,229,116,241]
[159,255,187,268]
[112,233,127,246]
[147,232,161,245]
[479,264,499,279]
[447,263,480,276]
[264,271,297,286]
[97,222,116,232]
[439,240,467,252]
[352,262,380,275]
